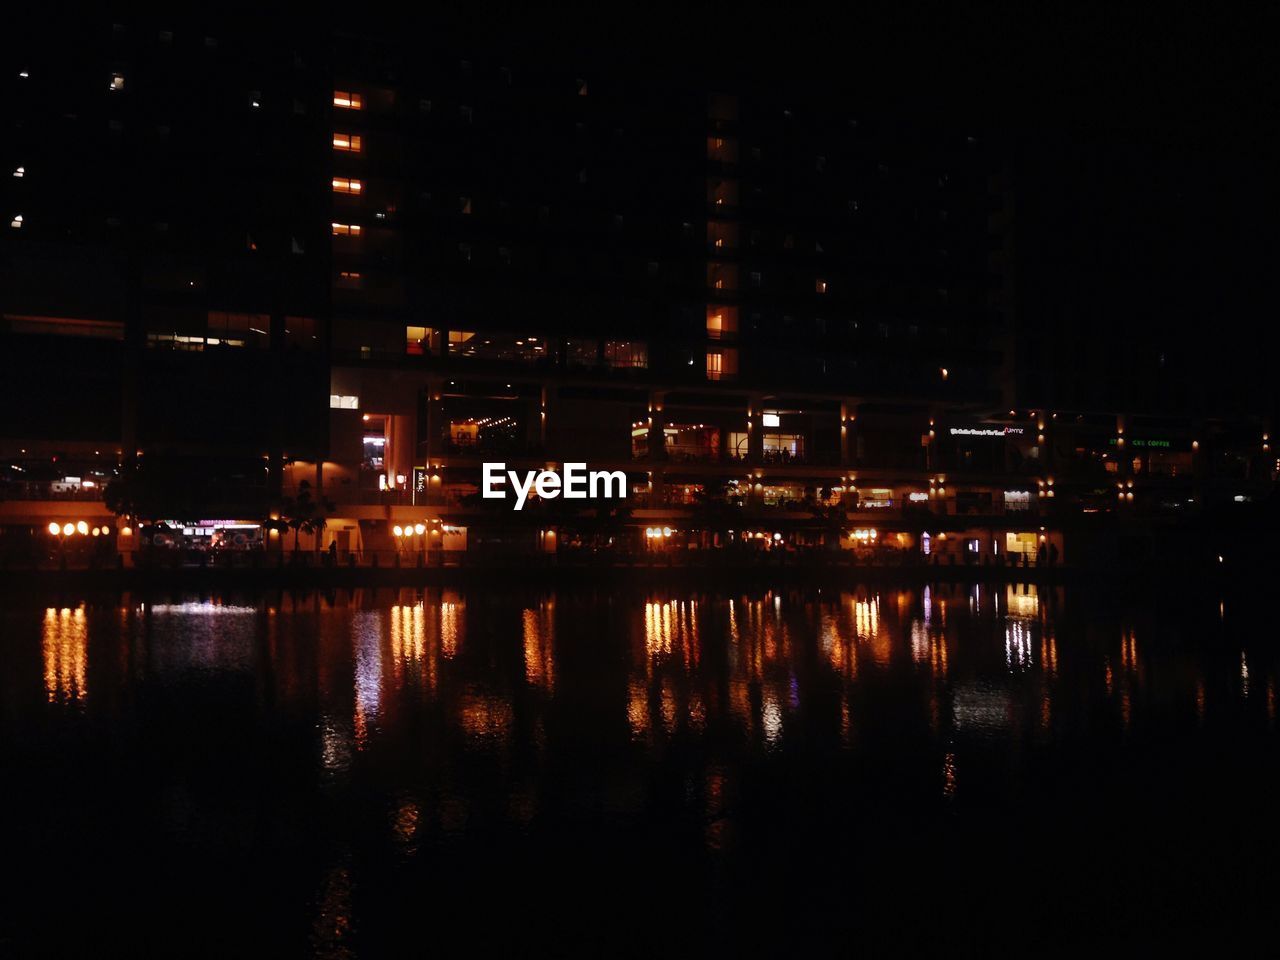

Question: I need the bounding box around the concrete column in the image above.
[747,394,764,465]
[424,377,445,461]
[647,390,667,463]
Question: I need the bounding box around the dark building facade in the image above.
[1,15,1273,565]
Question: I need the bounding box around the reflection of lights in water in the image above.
[145,602,258,615]
[910,621,930,663]
[660,681,677,733]
[854,596,879,641]
[352,612,383,748]
[1195,679,1206,724]
[1120,629,1138,672]
[627,681,649,741]
[1240,651,1249,698]
[688,693,706,732]
[390,603,425,670]
[1041,630,1058,677]
[391,798,420,845]
[951,683,1012,733]
[643,599,701,672]
[645,601,706,670]
[440,598,462,659]
[43,606,88,704]
[459,694,514,745]
[310,864,354,958]
[645,601,672,658]
[821,606,858,679]
[729,680,752,734]
[522,601,555,692]
[1005,585,1040,619]
[762,694,783,746]
[1005,621,1033,671]
[840,696,851,745]
[942,751,957,798]
[320,714,353,773]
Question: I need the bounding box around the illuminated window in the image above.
[604,340,648,369]
[13,166,24,178]
[9,214,22,230]
[816,279,828,294]
[332,132,363,152]
[331,222,361,236]
[762,413,781,428]
[706,347,738,381]
[329,395,359,409]
[332,177,362,195]
[706,306,738,339]
[335,270,363,289]
[762,433,804,462]
[406,325,426,355]
[207,311,270,348]
[109,73,125,92]
[448,330,478,356]
[333,91,363,110]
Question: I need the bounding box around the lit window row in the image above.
[330,394,359,409]
[332,132,362,152]
[332,177,362,195]
[333,90,362,110]
[331,222,361,236]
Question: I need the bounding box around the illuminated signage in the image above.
[1108,437,1172,449]
[950,426,1024,437]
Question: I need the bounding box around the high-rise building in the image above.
[1,16,1271,565]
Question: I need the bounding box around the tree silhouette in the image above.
[277,480,336,553]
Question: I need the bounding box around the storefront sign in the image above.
[950,426,1024,437]
[1108,437,1173,449]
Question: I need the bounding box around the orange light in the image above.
[76,521,89,535]
[62,523,75,536]
[48,522,60,536]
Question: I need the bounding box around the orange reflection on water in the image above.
[43,606,87,704]
[440,595,463,660]
[523,602,555,691]
[854,594,891,666]
[1005,585,1040,619]
[643,599,700,672]
[820,607,858,679]
[627,680,650,741]
[458,693,514,747]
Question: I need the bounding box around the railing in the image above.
[0,482,106,502]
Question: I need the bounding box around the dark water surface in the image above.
[2,583,1278,956]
